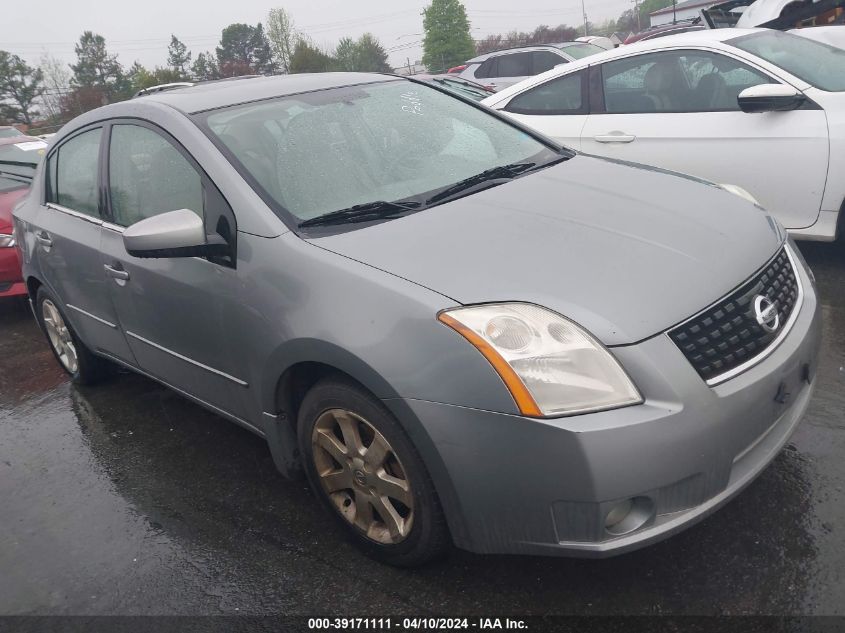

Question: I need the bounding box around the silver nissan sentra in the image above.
[13,73,821,566]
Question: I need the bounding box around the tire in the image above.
[36,287,109,385]
[298,376,450,567]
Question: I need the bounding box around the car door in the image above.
[32,126,135,363]
[98,121,249,420]
[497,69,589,150]
[579,48,829,230]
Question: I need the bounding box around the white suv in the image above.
[456,43,604,91]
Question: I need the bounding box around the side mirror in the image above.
[738,84,805,113]
[123,209,229,259]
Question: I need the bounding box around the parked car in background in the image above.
[455,42,605,90]
[413,74,495,101]
[0,126,25,139]
[576,35,616,50]
[14,72,820,566]
[792,24,845,47]
[702,0,845,28]
[483,28,845,240]
[0,135,45,299]
[623,20,705,44]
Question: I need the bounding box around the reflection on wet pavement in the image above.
[0,243,843,615]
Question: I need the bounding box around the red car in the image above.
[0,135,44,299]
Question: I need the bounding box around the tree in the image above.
[266,7,298,73]
[422,0,476,73]
[332,34,390,72]
[289,39,335,73]
[0,51,45,125]
[167,35,192,79]
[216,23,276,77]
[334,37,358,71]
[127,62,182,94]
[39,54,71,123]
[353,34,391,72]
[192,51,219,81]
[251,23,276,75]
[70,31,129,102]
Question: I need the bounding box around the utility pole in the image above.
[582,0,589,35]
[673,0,678,23]
[632,0,642,31]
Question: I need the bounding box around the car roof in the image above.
[137,72,402,114]
[465,42,589,63]
[482,27,770,105]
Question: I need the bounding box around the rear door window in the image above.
[505,70,586,115]
[532,51,565,74]
[48,128,102,216]
[496,53,532,77]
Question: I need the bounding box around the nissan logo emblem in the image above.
[754,295,780,333]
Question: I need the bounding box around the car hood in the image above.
[310,155,784,345]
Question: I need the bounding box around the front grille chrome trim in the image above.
[666,243,804,387]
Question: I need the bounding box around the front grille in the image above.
[669,246,801,384]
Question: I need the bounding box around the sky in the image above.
[1,0,635,73]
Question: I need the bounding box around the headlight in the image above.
[438,303,642,417]
[0,234,15,248]
[720,183,760,207]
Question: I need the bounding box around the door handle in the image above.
[104,263,130,282]
[35,231,53,248]
[593,133,636,144]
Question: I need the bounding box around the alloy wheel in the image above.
[311,408,414,545]
[42,299,78,374]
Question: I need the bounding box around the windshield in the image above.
[200,80,561,225]
[560,43,604,59]
[729,30,845,91]
[0,128,23,139]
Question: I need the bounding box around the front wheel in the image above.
[298,377,450,566]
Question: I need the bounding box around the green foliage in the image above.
[333,33,391,72]
[288,39,335,73]
[70,31,130,102]
[422,0,476,73]
[167,35,192,79]
[191,52,219,81]
[267,7,298,73]
[128,62,183,93]
[0,51,44,125]
[216,22,276,77]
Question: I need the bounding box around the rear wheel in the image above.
[298,377,450,566]
[36,288,109,385]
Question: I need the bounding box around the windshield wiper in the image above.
[299,199,423,228]
[424,162,536,206]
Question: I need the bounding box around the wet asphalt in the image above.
[0,241,843,617]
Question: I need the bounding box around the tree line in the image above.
[0,0,675,130]
[0,7,392,129]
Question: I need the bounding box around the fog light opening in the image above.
[604,496,654,536]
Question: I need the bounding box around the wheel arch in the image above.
[261,339,470,546]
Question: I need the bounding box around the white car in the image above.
[456,43,604,91]
[792,25,845,49]
[482,28,845,241]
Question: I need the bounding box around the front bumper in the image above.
[0,246,25,298]
[387,256,821,557]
